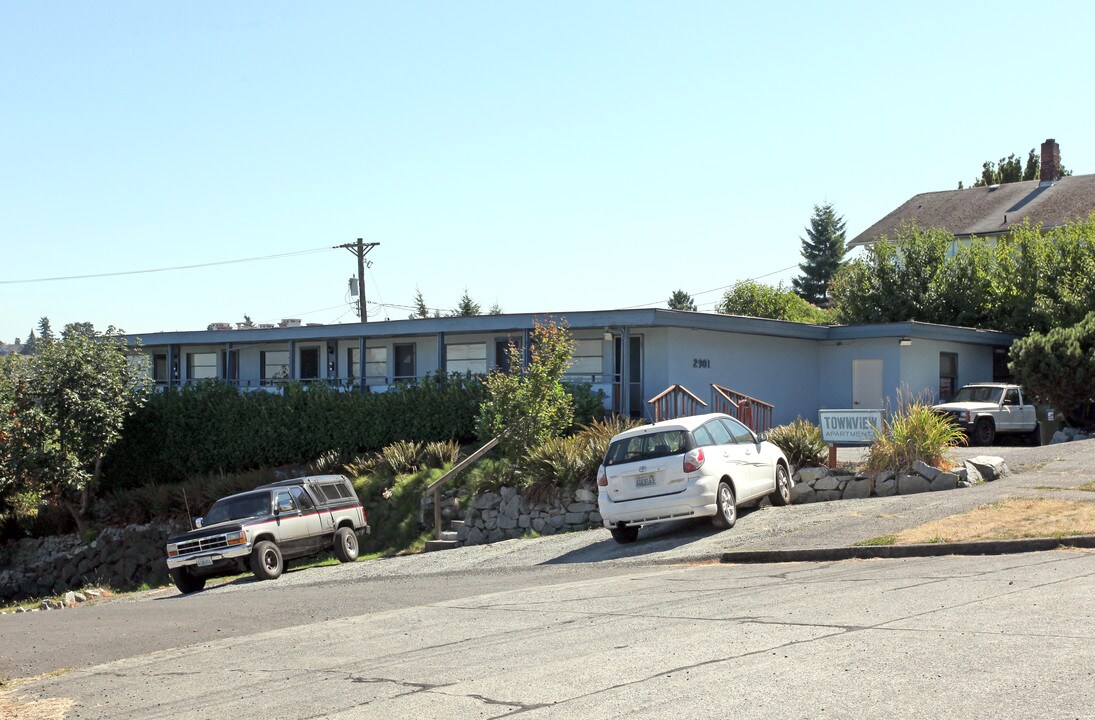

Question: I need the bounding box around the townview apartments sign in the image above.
[818,409,884,444]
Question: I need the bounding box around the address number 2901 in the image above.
[693,358,710,369]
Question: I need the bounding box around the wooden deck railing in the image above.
[710,384,774,433]
[647,384,708,422]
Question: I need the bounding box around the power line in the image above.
[0,246,335,285]
[618,263,802,310]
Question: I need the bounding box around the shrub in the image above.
[522,415,645,492]
[863,396,965,475]
[422,440,460,469]
[1010,310,1095,426]
[767,418,826,469]
[352,467,442,555]
[378,440,424,475]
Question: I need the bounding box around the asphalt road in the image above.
[3,439,1094,718]
[7,552,1095,719]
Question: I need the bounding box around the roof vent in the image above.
[278,318,302,328]
[988,184,1000,190]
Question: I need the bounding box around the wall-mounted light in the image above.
[899,337,912,347]
[603,330,614,342]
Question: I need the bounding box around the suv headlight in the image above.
[166,544,179,558]
[225,530,247,547]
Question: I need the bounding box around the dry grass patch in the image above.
[0,676,74,720]
[891,498,1095,544]
[1077,481,1095,492]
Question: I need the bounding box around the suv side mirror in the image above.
[194,517,203,529]
[277,497,295,513]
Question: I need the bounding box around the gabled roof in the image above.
[849,174,1095,248]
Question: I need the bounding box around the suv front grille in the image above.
[177,535,229,555]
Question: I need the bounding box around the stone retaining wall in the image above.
[789,456,1007,504]
[456,486,601,546]
[0,524,175,602]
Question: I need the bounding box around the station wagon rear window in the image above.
[604,430,690,466]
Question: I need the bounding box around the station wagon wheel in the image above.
[712,480,737,529]
[769,464,792,506]
[610,525,640,544]
[333,527,359,562]
[250,540,283,581]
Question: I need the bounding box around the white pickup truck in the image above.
[931,383,1038,446]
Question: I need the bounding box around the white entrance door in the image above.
[852,359,884,409]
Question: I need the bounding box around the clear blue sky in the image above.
[3,1,1093,341]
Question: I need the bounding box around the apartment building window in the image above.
[186,352,217,380]
[568,339,603,380]
[261,350,290,384]
[495,338,524,374]
[365,347,387,380]
[393,344,416,381]
[940,353,958,401]
[446,342,487,375]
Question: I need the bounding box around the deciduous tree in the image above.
[717,281,829,324]
[0,324,150,534]
[477,319,575,460]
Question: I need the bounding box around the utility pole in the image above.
[334,238,379,322]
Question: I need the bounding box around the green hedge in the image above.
[102,375,606,491]
[102,374,487,490]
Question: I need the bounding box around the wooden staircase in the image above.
[647,383,774,433]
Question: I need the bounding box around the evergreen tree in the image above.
[452,290,481,317]
[667,289,697,311]
[37,317,54,342]
[410,288,431,319]
[22,330,38,355]
[792,203,847,306]
[488,302,503,315]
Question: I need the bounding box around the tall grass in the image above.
[863,392,966,474]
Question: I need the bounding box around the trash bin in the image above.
[1036,405,1063,445]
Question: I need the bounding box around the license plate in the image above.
[635,474,656,487]
[196,557,214,567]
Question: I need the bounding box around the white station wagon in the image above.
[596,413,792,543]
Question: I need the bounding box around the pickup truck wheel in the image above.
[333,527,359,562]
[250,540,283,581]
[973,418,996,446]
[169,567,206,594]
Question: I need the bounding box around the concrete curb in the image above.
[720,534,1095,564]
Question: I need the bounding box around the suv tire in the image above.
[973,418,996,446]
[170,567,206,594]
[333,527,359,562]
[250,540,284,581]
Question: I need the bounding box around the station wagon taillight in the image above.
[597,466,608,487]
[683,448,705,473]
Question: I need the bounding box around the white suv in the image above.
[597,413,792,544]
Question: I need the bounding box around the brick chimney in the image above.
[1040,138,1060,183]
